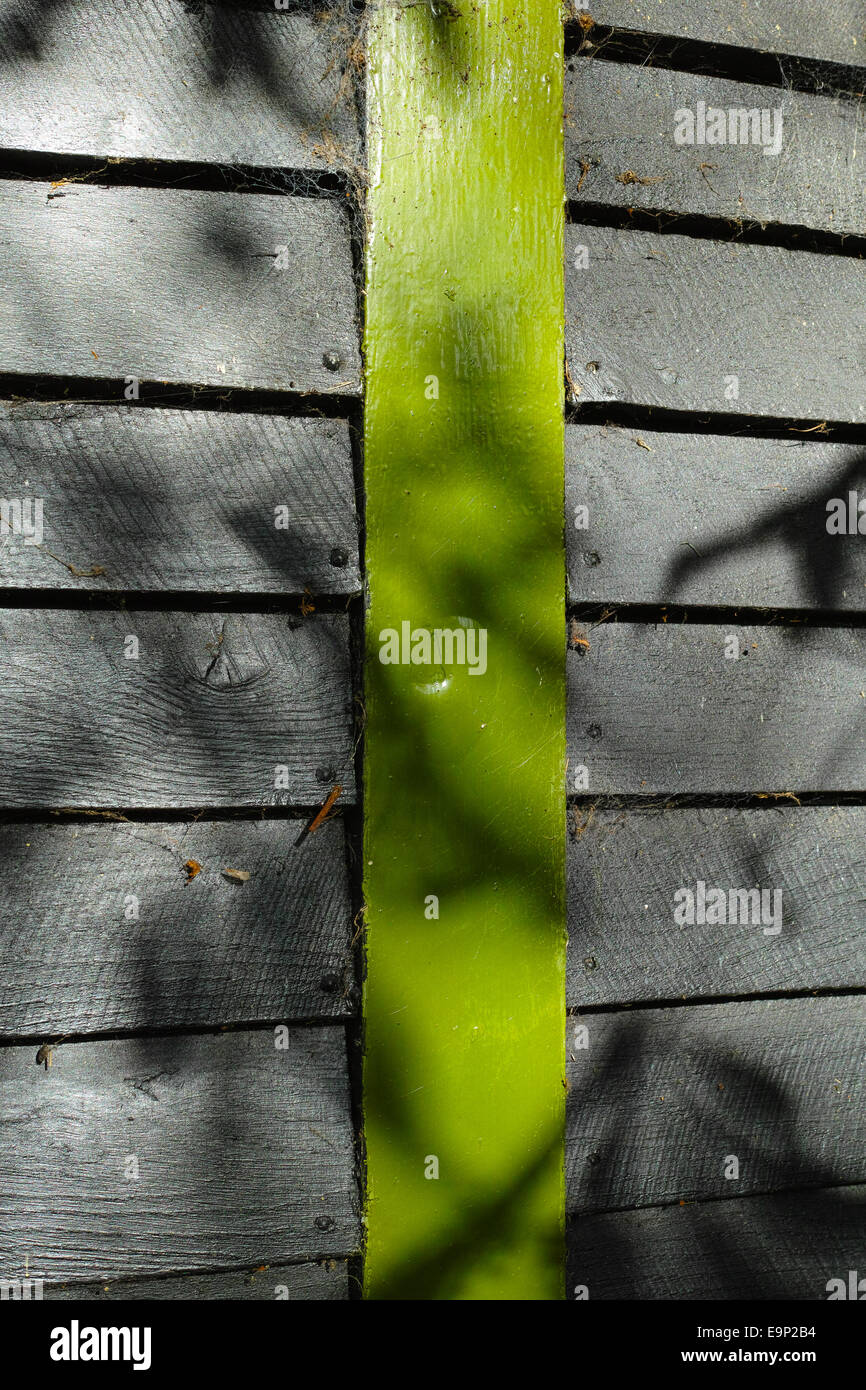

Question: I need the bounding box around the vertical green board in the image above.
[364,0,565,1300]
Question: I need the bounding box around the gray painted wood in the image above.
[0,0,360,170]
[568,806,866,1006]
[567,623,866,793]
[565,425,866,610]
[567,59,866,235]
[568,1185,866,1299]
[0,181,360,394]
[567,995,866,1213]
[569,0,866,68]
[0,1028,359,1281]
[566,224,865,423]
[0,818,353,1035]
[47,1261,349,1301]
[0,610,355,807]
[0,404,361,594]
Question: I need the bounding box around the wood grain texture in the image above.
[568,1185,866,1299]
[0,818,353,1036]
[567,996,866,1213]
[568,806,866,1006]
[0,404,361,594]
[568,0,866,68]
[565,424,866,609]
[0,1028,359,1281]
[0,0,360,169]
[566,59,866,235]
[47,1261,349,1301]
[566,224,865,423]
[0,182,360,394]
[0,610,355,808]
[567,623,866,793]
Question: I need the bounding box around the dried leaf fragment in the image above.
[222,868,251,884]
[616,170,665,186]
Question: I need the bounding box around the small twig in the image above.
[295,785,343,847]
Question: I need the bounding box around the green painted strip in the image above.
[363,0,565,1300]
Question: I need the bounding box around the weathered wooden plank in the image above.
[47,1261,349,1301]
[565,425,866,610]
[567,623,866,793]
[567,996,865,1213]
[0,182,360,394]
[0,404,361,594]
[0,818,353,1036]
[0,1028,359,1281]
[565,224,865,423]
[0,610,355,808]
[0,0,359,170]
[566,59,866,236]
[568,0,866,68]
[567,1185,866,1299]
[567,806,866,1006]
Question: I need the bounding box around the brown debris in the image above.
[576,158,594,194]
[571,804,596,839]
[616,170,665,186]
[36,1035,69,1070]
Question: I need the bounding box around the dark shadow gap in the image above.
[567,602,866,628]
[0,1015,358,1048]
[569,986,866,1017]
[0,589,361,613]
[0,804,354,824]
[567,201,866,259]
[0,148,348,198]
[565,22,866,98]
[0,373,360,419]
[568,790,866,809]
[566,402,866,445]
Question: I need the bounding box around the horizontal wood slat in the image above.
[0,1028,359,1282]
[0,404,361,594]
[565,224,865,423]
[567,1185,866,1299]
[0,0,360,169]
[567,996,866,1213]
[565,425,866,610]
[569,0,866,68]
[567,806,866,1006]
[47,1261,349,1301]
[0,182,360,394]
[0,610,355,808]
[566,623,866,793]
[566,59,866,236]
[0,818,353,1035]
